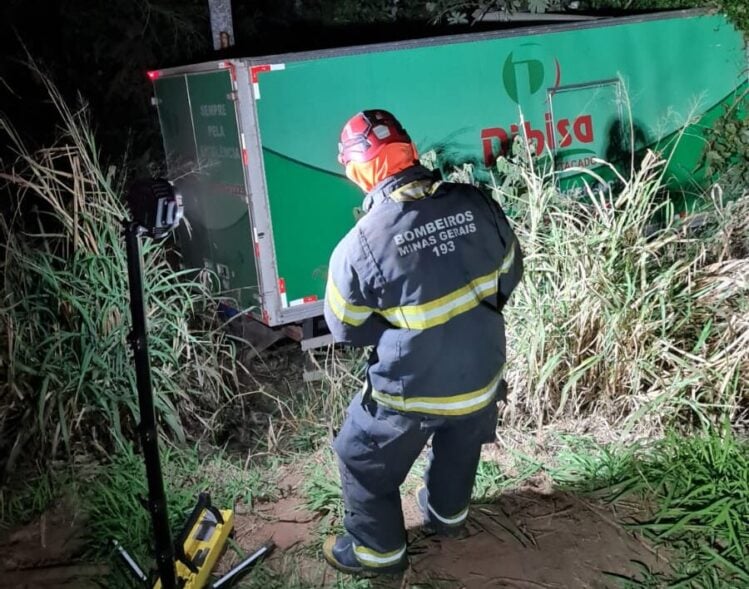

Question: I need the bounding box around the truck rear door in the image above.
[153,67,260,313]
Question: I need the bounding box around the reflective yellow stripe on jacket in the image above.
[379,242,516,330]
[326,242,515,329]
[379,269,498,330]
[325,273,374,326]
[372,369,503,416]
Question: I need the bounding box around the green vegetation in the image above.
[472,460,508,502]
[593,0,748,38]
[702,87,749,191]
[546,426,749,588]
[428,0,748,36]
[0,468,65,527]
[82,445,274,564]
[303,449,343,516]
[482,139,748,432]
[302,0,748,37]
[0,443,276,586]
[0,69,238,473]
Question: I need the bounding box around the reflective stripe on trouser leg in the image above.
[353,542,407,568]
[426,500,469,526]
[337,463,407,563]
[424,402,499,522]
[333,395,431,563]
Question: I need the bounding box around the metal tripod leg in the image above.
[211,542,274,588]
[113,540,148,586]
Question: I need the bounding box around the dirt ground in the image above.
[225,470,670,588]
[0,478,668,589]
[0,499,106,588]
[0,453,669,589]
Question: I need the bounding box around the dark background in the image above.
[0,1,439,164]
[0,0,643,171]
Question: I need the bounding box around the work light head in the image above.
[126,178,183,239]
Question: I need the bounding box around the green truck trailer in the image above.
[149,9,747,346]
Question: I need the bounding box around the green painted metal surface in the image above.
[262,150,361,305]
[254,13,746,304]
[153,75,209,273]
[153,12,746,320]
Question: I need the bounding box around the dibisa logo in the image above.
[480,48,596,166]
[502,50,560,105]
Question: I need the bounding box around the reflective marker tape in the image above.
[290,295,318,307]
[353,543,406,567]
[250,63,286,100]
[429,502,469,525]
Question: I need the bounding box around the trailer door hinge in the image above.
[227,91,238,102]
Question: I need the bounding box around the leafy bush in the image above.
[701,87,749,193]
[429,0,748,36]
[424,128,748,432]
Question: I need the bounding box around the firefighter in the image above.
[322,110,523,576]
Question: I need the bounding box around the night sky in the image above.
[1,0,399,161]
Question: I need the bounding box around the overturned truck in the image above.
[148,9,747,347]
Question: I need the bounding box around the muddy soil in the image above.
[0,465,669,588]
[0,498,106,588]
[223,472,669,588]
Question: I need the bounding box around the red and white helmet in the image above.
[337,110,412,166]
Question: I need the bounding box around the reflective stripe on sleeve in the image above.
[353,543,407,567]
[499,241,516,274]
[325,273,374,326]
[372,370,503,417]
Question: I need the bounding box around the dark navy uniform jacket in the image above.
[324,165,523,417]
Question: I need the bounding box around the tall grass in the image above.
[0,71,238,474]
[478,138,749,432]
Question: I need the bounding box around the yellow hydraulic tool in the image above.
[152,501,235,589]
